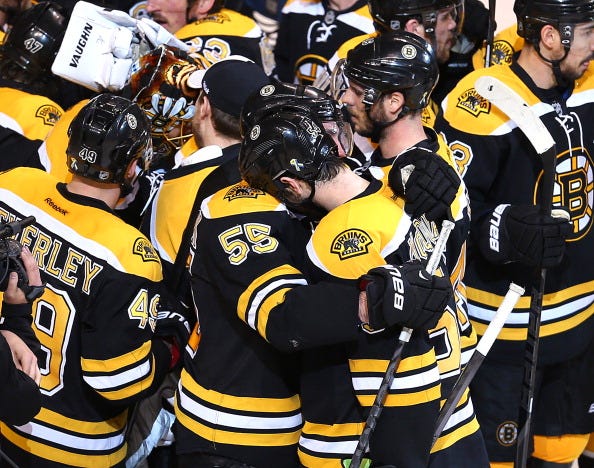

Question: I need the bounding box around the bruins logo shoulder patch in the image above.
[330,229,372,260]
[490,40,514,66]
[224,183,266,201]
[197,12,230,24]
[133,237,160,262]
[456,88,491,117]
[35,105,62,125]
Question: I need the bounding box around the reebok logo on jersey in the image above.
[44,198,68,215]
[133,238,160,263]
[456,88,491,117]
[330,229,372,260]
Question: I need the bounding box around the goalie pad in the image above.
[52,1,189,92]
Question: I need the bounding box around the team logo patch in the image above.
[401,44,417,59]
[35,105,61,125]
[260,84,275,96]
[546,146,594,241]
[295,54,328,85]
[133,238,160,262]
[250,125,260,140]
[126,113,138,129]
[456,88,491,116]
[224,183,266,200]
[330,229,373,260]
[198,12,230,24]
[490,40,514,66]
[496,421,518,447]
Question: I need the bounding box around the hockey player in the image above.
[339,31,488,467]
[0,94,190,467]
[273,0,374,85]
[0,2,66,141]
[434,0,593,466]
[240,109,454,466]
[174,109,448,467]
[141,58,270,304]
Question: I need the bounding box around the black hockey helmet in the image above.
[368,0,464,35]
[239,112,338,200]
[343,31,439,111]
[67,94,153,188]
[0,2,67,83]
[240,81,354,156]
[514,0,594,47]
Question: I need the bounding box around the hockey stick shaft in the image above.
[350,219,455,468]
[431,282,525,446]
[474,76,557,468]
[484,0,497,68]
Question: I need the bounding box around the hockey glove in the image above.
[359,261,452,332]
[388,148,460,221]
[154,302,191,370]
[479,204,572,268]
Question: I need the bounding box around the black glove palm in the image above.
[479,204,572,268]
[388,148,460,221]
[360,261,452,332]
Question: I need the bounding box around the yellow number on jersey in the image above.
[128,289,159,332]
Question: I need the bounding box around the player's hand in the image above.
[479,204,572,268]
[1,330,41,385]
[359,261,452,332]
[388,148,460,221]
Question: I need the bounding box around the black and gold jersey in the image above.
[175,8,264,67]
[274,0,373,85]
[364,129,480,454]
[301,179,443,465]
[0,87,63,141]
[141,144,240,280]
[0,167,171,467]
[436,61,594,365]
[175,181,363,466]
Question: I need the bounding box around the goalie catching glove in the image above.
[359,260,452,332]
[388,147,460,221]
[480,204,572,268]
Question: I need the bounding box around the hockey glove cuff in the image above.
[359,261,451,332]
[479,204,572,268]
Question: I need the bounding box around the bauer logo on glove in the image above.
[359,260,452,332]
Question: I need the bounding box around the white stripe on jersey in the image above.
[351,364,441,392]
[83,357,152,391]
[13,420,124,452]
[246,278,308,330]
[469,293,594,324]
[177,386,303,430]
[298,434,359,456]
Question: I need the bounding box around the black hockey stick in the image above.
[484,0,497,68]
[350,219,455,468]
[475,76,557,468]
[431,282,525,446]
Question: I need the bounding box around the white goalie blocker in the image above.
[51,1,189,92]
